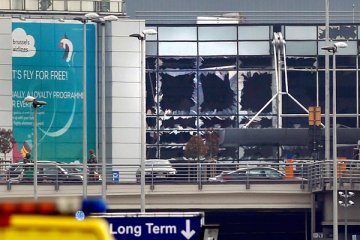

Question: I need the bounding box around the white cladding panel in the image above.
[108,20,145,37]
[106,20,144,164]
[110,82,140,98]
[110,98,140,112]
[0,50,12,64]
[0,65,12,79]
[111,113,141,128]
[108,52,140,68]
[111,128,141,143]
[0,18,12,131]
[110,67,140,83]
[0,80,12,95]
[112,143,141,158]
[106,36,140,52]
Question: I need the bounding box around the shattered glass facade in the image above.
[144,24,360,161]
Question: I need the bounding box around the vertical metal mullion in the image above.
[356,55,359,128]
[156,26,160,159]
[196,26,200,137]
[237,25,240,160]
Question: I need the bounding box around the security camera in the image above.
[24,96,36,103]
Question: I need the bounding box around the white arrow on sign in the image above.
[181,219,196,240]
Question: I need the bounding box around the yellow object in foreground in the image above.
[0,214,114,240]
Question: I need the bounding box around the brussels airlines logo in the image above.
[59,34,73,63]
[12,28,36,57]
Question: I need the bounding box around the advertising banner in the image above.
[12,21,96,163]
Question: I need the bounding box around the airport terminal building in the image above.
[1,1,360,240]
[0,0,359,164]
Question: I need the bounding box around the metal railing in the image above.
[1,160,360,192]
[308,160,360,191]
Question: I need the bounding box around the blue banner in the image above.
[105,215,203,240]
[12,22,96,163]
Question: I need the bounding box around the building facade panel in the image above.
[0,18,12,139]
[110,97,140,113]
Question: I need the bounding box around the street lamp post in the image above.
[321,41,348,240]
[339,191,355,240]
[129,29,157,213]
[91,15,118,200]
[74,12,99,199]
[24,96,47,201]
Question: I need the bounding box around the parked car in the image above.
[62,164,102,182]
[208,166,299,182]
[136,159,177,183]
[5,161,83,183]
[4,163,23,182]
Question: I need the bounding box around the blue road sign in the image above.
[353,235,360,240]
[112,171,120,182]
[104,214,203,240]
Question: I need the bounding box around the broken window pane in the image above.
[159,72,197,115]
[146,71,157,113]
[159,116,197,130]
[238,56,272,69]
[199,116,237,129]
[318,71,357,115]
[199,56,236,70]
[146,116,157,129]
[146,131,159,144]
[160,146,185,159]
[239,116,273,128]
[240,146,278,161]
[218,147,238,161]
[239,71,272,113]
[336,117,357,128]
[199,71,237,114]
[283,71,317,114]
[318,25,357,40]
[159,57,197,70]
[282,117,309,128]
[146,146,158,159]
[146,57,157,69]
[286,56,317,69]
[159,131,193,144]
[336,71,356,114]
[318,55,356,69]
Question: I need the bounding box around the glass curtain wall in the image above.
[145,24,360,161]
